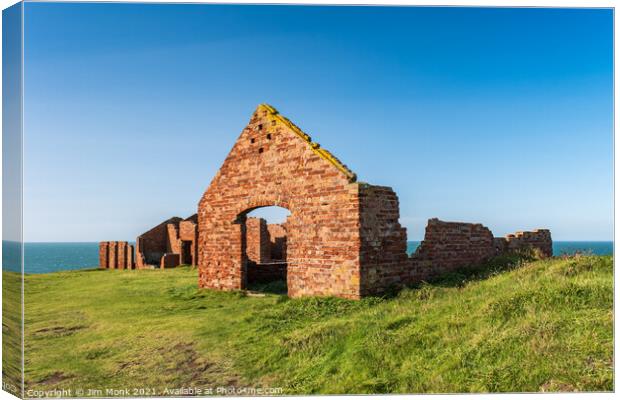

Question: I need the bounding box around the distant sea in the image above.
[406,241,613,258]
[1,241,614,274]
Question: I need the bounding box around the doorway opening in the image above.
[241,206,290,294]
[181,240,193,265]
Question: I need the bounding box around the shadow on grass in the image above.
[246,280,288,295]
[426,252,532,289]
[377,251,539,299]
[248,251,539,299]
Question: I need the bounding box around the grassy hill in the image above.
[7,254,614,395]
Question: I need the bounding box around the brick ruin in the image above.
[134,214,198,269]
[99,241,134,270]
[245,217,288,284]
[100,104,552,299]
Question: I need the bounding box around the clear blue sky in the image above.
[22,3,613,242]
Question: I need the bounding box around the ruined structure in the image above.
[134,214,198,269]
[195,104,552,298]
[99,241,134,270]
[101,104,552,299]
[245,217,288,284]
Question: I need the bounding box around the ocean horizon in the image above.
[1,240,614,274]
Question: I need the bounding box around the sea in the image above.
[1,241,614,274]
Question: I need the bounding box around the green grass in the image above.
[13,254,614,395]
[2,270,22,396]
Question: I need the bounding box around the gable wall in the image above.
[198,105,362,298]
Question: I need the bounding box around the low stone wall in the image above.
[99,241,134,269]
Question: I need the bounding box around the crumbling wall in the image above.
[179,218,197,241]
[246,218,287,264]
[267,223,287,260]
[246,217,270,264]
[358,184,410,296]
[166,223,182,254]
[135,217,182,268]
[197,104,555,299]
[99,241,134,269]
[135,215,198,268]
[409,218,496,281]
[496,229,553,257]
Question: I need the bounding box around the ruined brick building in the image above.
[100,104,552,299]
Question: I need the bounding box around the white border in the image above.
[0,1,615,400]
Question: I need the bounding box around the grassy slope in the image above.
[18,255,613,394]
[2,270,22,395]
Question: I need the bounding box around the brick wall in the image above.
[497,229,553,257]
[198,104,362,299]
[179,216,198,265]
[126,244,134,269]
[135,216,182,267]
[166,223,182,254]
[246,217,270,264]
[117,242,127,270]
[196,104,553,299]
[246,218,287,263]
[409,218,496,281]
[358,184,410,296]
[134,215,197,269]
[108,242,117,269]
[99,242,109,269]
[179,219,197,241]
[160,253,180,269]
[99,241,134,269]
[267,223,287,260]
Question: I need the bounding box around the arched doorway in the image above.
[237,205,291,294]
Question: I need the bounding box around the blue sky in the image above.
[22,3,613,241]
